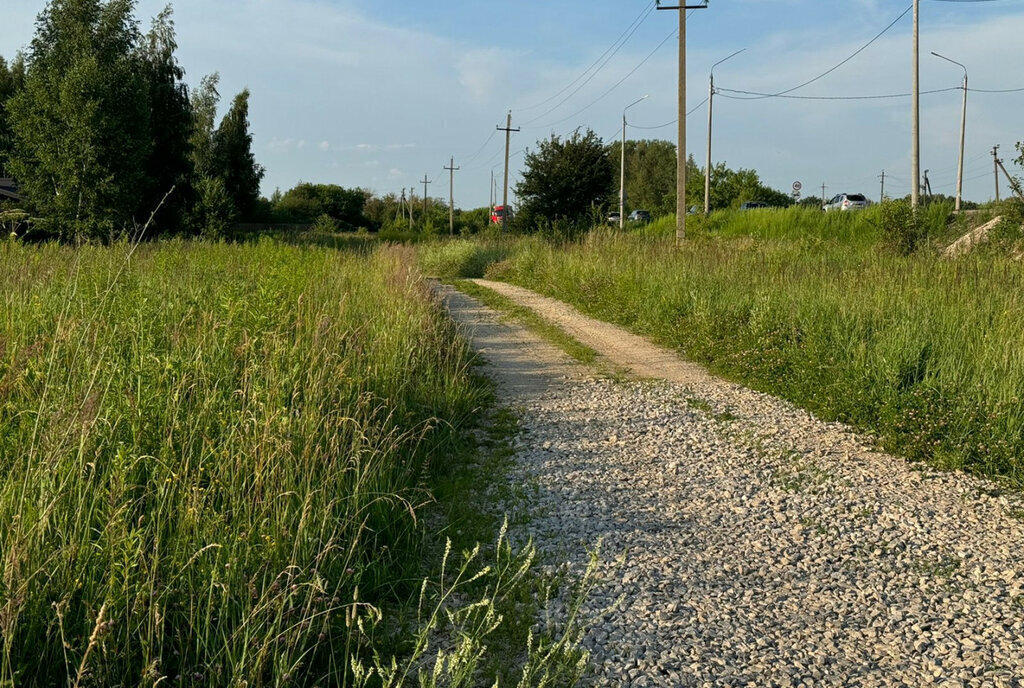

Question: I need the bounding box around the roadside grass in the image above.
[417,239,512,280]
[484,227,1024,486]
[422,402,594,687]
[0,237,589,686]
[633,202,956,246]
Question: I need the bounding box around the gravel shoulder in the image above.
[438,280,1024,688]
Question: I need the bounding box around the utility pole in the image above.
[993,145,1001,203]
[497,111,519,234]
[489,170,494,214]
[879,170,886,203]
[421,174,432,222]
[656,1,708,243]
[932,52,967,212]
[911,0,920,209]
[995,155,1024,202]
[706,48,745,216]
[621,95,648,230]
[821,183,827,207]
[922,169,932,202]
[444,157,459,236]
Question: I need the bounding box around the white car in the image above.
[823,193,867,211]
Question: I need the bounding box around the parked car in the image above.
[739,201,769,210]
[628,209,651,224]
[607,211,621,225]
[822,193,867,212]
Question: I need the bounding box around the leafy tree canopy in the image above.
[516,128,614,231]
[275,183,368,228]
[211,89,264,221]
[7,0,151,239]
[0,55,26,177]
[608,138,676,217]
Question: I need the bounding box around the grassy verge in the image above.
[0,237,588,686]
[484,228,1024,485]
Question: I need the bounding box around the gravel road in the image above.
[438,281,1024,688]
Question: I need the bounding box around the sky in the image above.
[2,0,1023,209]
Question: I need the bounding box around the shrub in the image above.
[879,200,925,255]
[311,212,338,233]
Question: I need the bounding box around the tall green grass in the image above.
[635,203,955,246]
[0,238,490,685]
[488,231,1024,484]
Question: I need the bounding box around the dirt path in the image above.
[438,281,1024,688]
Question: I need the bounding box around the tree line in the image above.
[0,0,264,242]
[512,128,795,234]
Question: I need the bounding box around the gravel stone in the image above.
[440,283,1024,688]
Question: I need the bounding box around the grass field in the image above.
[461,206,1024,485]
[0,237,584,686]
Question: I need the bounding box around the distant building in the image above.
[0,178,23,202]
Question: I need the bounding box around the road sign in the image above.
[792,181,803,192]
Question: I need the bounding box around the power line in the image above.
[716,86,961,100]
[520,4,657,126]
[528,26,677,129]
[462,129,498,165]
[729,4,913,101]
[516,1,656,113]
[969,86,1024,93]
[528,7,704,132]
[626,97,708,131]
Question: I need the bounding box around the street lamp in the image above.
[620,94,648,230]
[932,51,968,212]
[705,48,745,215]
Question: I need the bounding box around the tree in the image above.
[138,6,193,232]
[0,55,26,177]
[608,139,677,217]
[274,183,368,228]
[704,160,791,210]
[211,89,264,221]
[189,72,219,177]
[7,0,151,240]
[516,128,613,231]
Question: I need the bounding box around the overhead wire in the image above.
[529,26,677,129]
[531,8,703,133]
[519,3,657,126]
[515,1,656,113]
[728,4,913,101]
[716,86,962,100]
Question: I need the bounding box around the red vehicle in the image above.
[490,205,512,225]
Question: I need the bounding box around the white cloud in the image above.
[319,141,330,151]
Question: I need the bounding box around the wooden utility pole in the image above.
[993,145,1001,203]
[879,170,886,203]
[420,174,432,222]
[995,156,1024,202]
[656,1,708,243]
[911,0,920,209]
[445,157,459,236]
[821,183,827,206]
[496,112,519,234]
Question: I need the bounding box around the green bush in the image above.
[879,199,926,255]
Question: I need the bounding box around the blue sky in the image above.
[2,0,1023,209]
